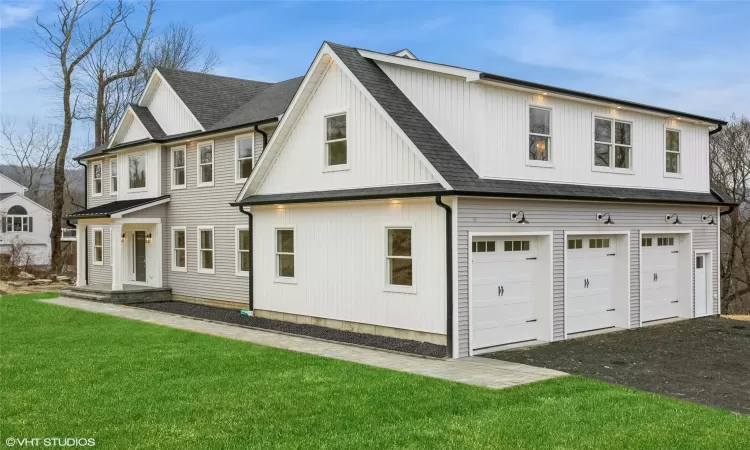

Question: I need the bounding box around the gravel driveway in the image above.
[483,317,750,414]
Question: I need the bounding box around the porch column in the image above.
[76,223,87,287]
[111,223,123,290]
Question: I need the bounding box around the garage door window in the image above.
[504,240,530,252]
[589,238,610,249]
[472,240,496,252]
[657,237,674,246]
[642,237,653,247]
[568,239,583,249]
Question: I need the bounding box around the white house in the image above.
[0,173,52,266]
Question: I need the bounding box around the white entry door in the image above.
[642,235,681,322]
[695,253,709,316]
[566,236,618,334]
[471,237,540,350]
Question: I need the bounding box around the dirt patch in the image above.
[0,281,69,295]
[724,315,750,322]
[483,317,750,415]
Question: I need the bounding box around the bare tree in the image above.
[35,0,129,269]
[142,22,219,81]
[1,117,60,203]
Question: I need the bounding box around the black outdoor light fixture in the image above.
[701,214,717,225]
[510,211,529,224]
[596,212,614,225]
[145,233,153,244]
[666,214,682,225]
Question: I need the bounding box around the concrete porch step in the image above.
[60,286,172,304]
[59,289,110,302]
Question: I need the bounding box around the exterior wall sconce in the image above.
[596,213,614,225]
[121,233,126,242]
[510,211,529,224]
[701,215,717,225]
[666,214,682,225]
[145,233,153,244]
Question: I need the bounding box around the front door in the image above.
[695,254,708,316]
[134,231,147,282]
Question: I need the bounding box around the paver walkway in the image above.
[45,296,565,389]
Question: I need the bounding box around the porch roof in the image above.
[66,195,170,219]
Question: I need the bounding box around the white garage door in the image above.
[566,236,618,334]
[471,237,540,350]
[642,235,681,322]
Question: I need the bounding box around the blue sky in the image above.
[1,1,748,150]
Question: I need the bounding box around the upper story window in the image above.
[171,146,186,189]
[197,141,214,187]
[128,153,146,190]
[3,205,32,233]
[665,129,680,174]
[324,113,347,168]
[528,106,551,163]
[236,134,254,182]
[594,117,632,170]
[92,162,102,195]
[110,160,118,194]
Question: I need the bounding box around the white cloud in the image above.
[0,3,40,29]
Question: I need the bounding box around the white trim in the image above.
[359,49,481,81]
[274,226,296,284]
[126,152,148,192]
[108,106,154,149]
[109,159,118,196]
[234,133,255,184]
[392,49,418,60]
[196,140,215,187]
[451,196,459,358]
[171,145,187,190]
[693,249,713,318]
[91,161,103,197]
[110,197,170,219]
[384,225,416,294]
[591,113,635,175]
[196,226,215,274]
[140,70,205,132]
[466,231,554,356]
[171,226,187,272]
[323,111,350,172]
[664,126,682,178]
[0,173,28,192]
[526,102,554,168]
[117,217,161,224]
[109,228,114,266]
[235,224,250,277]
[92,228,104,265]
[717,206,721,315]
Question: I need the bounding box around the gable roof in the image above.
[210,76,304,131]
[0,192,15,201]
[130,104,166,139]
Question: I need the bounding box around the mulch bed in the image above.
[484,317,750,414]
[134,301,447,358]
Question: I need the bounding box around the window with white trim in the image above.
[110,160,118,194]
[197,141,214,186]
[237,227,250,275]
[276,229,295,279]
[4,205,32,233]
[386,228,412,287]
[93,229,103,264]
[92,162,102,195]
[197,227,214,273]
[236,134,254,182]
[172,146,186,188]
[594,117,631,169]
[172,228,186,271]
[128,153,146,189]
[528,106,551,162]
[325,113,347,167]
[665,129,680,174]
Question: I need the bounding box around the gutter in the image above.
[254,124,268,148]
[238,205,254,314]
[434,196,453,358]
[709,124,723,136]
[74,159,88,285]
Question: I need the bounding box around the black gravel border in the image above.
[134,301,447,358]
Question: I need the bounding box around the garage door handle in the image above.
[526,257,537,260]
[671,251,679,254]
[606,308,616,312]
[526,319,537,323]
[498,286,504,296]
[671,300,679,304]
[654,273,658,282]
[607,253,616,256]
[584,278,589,288]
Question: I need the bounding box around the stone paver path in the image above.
[45,297,565,389]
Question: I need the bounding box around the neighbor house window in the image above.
[4,205,31,233]
[325,113,347,167]
[92,162,102,195]
[275,229,295,279]
[172,146,186,189]
[386,228,412,287]
[528,106,551,162]
[197,227,214,274]
[594,117,632,169]
[128,153,146,189]
[93,229,103,264]
[172,227,186,271]
[236,227,250,275]
[236,134,254,182]
[665,129,680,174]
[197,141,214,186]
[110,160,118,194]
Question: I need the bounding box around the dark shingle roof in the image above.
[66,195,170,219]
[156,67,271,129]
[0,192,16,201]
[211,76,304,131]
[130,104,166,139]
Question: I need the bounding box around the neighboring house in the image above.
[70,42,734,359]
[0,173,52,266]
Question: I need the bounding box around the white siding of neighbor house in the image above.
[0,194,52,265]
[144,76,202,135]
[255,60,436,195]
[252,199,447,335]
[455,197,719,357]
[378,62,711,193]
[120,113,150,144]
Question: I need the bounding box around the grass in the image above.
[1,293,749,449]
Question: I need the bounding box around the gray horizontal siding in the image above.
[630,231,640,328]
[87,157,117,208]
[87,225,111,286]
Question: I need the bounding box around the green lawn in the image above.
[1,294,748,449]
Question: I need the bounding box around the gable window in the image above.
[172,227,186,272]
[276,229,295,279]
[128,153,146,189]
[386,228,412,288]
[171,146,186,189]
[528,106,551,162]
[594,117,631,170]
[197,141,214,187]
[236,227,250,275]
[197,226,214,274]
[3,205,32,233]
[325,113,347,168]
[665,129,680,174]
[93,229,103,265]
[110,160,118,194]
[235,134,254,182]
[92,162,102,195]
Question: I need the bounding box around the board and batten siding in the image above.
[379,62,710,193]
[456,197,718,357]
[252,199,447,335]
[120,113,150,144]
[255,60,436,195]
[145,76,202,135]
